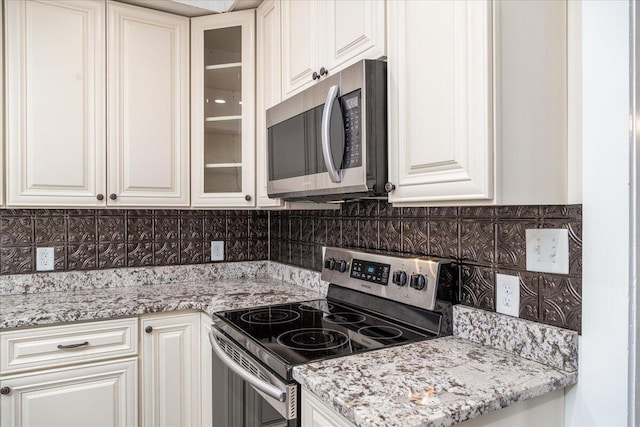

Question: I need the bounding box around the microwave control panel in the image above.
[341,90,362,169]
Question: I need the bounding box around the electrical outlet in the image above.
[36,247,54,271]
[496,273,520,317]
[525,229,569,274]
[211,241,224,261]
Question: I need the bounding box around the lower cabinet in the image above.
[301,389,355,427]
[140,312,201,427]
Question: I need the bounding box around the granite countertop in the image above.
[293,306,579,427]
[0,262,325,329]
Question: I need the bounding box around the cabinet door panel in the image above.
[324,0,386,73]
[107,3,189,207]
[388,0,493,204]
[281,0,320,98]
[5,0,106,207]
[0,358,137,427]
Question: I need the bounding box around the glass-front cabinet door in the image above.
[191,10,255,207]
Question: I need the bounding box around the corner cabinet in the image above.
[281,0,386,99]
[387,0,573,206]
[191,10,256,208]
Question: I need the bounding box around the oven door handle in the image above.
[209,330,287,403]
[321,84,342,183]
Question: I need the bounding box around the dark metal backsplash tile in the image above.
[276,201,582,333]
[0,209,268,275]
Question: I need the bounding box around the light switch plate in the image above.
[525,229,569,274]
[211,241,224,261]
[36,247,54,271]
[496,273,520,317]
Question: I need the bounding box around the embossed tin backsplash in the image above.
[269,202,582,332]
[0,209,268,273]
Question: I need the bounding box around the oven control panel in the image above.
[321,247,450,311]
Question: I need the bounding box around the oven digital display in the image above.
[350,259,390,285]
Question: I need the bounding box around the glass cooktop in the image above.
[215,299,438,367]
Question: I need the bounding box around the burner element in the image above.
[357,325,403,340]
[277,328,350,351]
[323,312,366,324]
[240,309,301,325]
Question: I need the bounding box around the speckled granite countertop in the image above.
[0,262,326,329]
[293,306,578,427]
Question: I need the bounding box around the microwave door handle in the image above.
[209,330,287,402]
[321,85,342,183]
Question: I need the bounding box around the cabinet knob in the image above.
[245,194,252,202]
[145,326,153,334]
[384,182,396,193]
[0,387,10,395]
[109,193,117,201]
[319,67,328,77]
[312,71,320,80]
[96,194,104,201]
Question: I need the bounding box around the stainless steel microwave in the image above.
[266,60,387,202]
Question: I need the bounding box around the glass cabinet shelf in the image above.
[205,163,243,168]
[205,62,241,70]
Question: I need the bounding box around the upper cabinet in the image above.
[281,0,386,99]
[387,0,574,206]
[5,0,106,207]
[191,10,256,208]
[107,2,190,207]
[5,0,190,208]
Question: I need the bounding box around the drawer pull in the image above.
[0,387,10,395]
[57,341,89,350]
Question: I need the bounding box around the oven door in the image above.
[209,329,299,427]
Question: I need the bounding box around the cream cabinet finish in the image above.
[5,0,106,207]
[191,10,256,207]
[107,2,190,207]
[301,389,355,427]
[281,0,385,98]
[388,0,571,206]
[256,0,285,208]
[0,358,138,427]
[140,312,201,427]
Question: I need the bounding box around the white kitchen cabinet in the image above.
[191,10,256,208]
[107,2,190,207]
[0,358,138,427]
[281,0,385,99]
[140,312,201,427]
[387,0,571,206]
[5,0,106,207]
[301,389,355,427]
[200,313,213,427]
[256,0,285,208]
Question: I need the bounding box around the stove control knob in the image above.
[336,260,348,273]
[392,271,408,286]
[324,258,336,270]
[410,274,427,291]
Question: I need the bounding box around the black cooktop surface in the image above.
[215,299,438,367]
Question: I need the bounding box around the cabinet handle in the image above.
[319,67,328,77]
[109,193,117,201]
[245,194,252,202]
[145,326,153,334]
[312,71,320,80]
[57,341,89,350]
[0,387,10,395]
[384,182,396,193]
[96,194,104,201]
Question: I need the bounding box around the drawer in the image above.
[0,318,138,374]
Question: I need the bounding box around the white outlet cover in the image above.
[496,273,520,317]
[36,247,54,271]
[211,241,224,261]
[525,229,569,274]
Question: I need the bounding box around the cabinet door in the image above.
[324,0,386,73]
[281,0,322,98]
[0,358,137,427]
[5,0,106,207]
[107,2,190,207]
[387,0,493,204]
[141,313,200,427]
[256,0,284,208]
[301,389,355,427]
[191,10,256,207]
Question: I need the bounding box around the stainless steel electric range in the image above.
[209,247,457,426]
